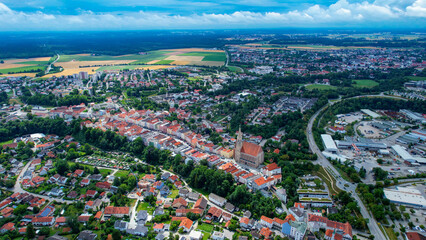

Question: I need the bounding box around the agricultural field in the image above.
[352,79,379,88]
[48,48,225,77]
[0,57,50,75]
[305,84,337,90]
[2,48,225,77]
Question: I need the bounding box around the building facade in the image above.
[234,127,264,168]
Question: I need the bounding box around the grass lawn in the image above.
[352,79,379,88]
[137,202,155,214]
[179,52,226,62]
[305,84,337,91]
[197,223,214,233]
[202,233,211,240]
[384,226,398,240]
[316,167,341,195]
[0,65,45,74]
[407,76,426,81]
[169,189,179,198]
[0,139,13,146]
[99,168,112,176]
[114,170,130,178]
[228,66,243,73]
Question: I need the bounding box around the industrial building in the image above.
[335,140,387,151]
[321,134,338,154]
[384,187,426,209]
[400,109,426,124]
[361,109,381,118]
[391,145,426,164]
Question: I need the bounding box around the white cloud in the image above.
[406,0,426,17]
[0,0,424,30]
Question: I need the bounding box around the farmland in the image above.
[0,57,50,75]
[44,48,225,77]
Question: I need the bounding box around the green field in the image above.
[179,52,226,62]
[0,65,45,74]
[154,60,175,65]
[352,79,379,88]
[57,50,173,63]
[114,170,130,178]
[407,76,426,81]
[305,84,337,91]
[227,66,243,73]
[15,61,49,65]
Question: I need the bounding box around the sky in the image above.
[0,0,425,31]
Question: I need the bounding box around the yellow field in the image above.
[0,57,50,70]
[5,72,37,77]
[45,67,98,78]
[165,56,204,62]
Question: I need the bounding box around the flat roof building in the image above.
[391,145,426,164]
[321,134,338,154]
[361,109,380,118]
[384,187,426,209]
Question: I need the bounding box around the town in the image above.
[0,30,425,240]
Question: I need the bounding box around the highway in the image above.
[305,94,408,239]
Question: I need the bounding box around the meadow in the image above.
[352,79,379,88]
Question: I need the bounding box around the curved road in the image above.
[307,94,408,239]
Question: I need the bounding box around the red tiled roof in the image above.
[261,216,273,224]
[241,141,263,157]
[104,206,129,215]
[179,218,193,230]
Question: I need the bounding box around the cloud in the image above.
[406,0,426,17]
[0,0,424,30]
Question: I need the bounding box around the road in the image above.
[12,159,74,204]
[306,94,408,239]
[45,54,60,75]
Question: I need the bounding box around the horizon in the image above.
[0,0,426,31]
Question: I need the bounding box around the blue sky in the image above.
[0,0,425,30]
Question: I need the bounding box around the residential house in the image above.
[209,193,226,207]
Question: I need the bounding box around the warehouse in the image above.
[321,134,338,154]
[335,140,387,151]
[361,109,381,118]
[384,187,426,209]
[391,145,426,164]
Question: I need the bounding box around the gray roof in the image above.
[114,220,128,230]
[47,235,68,240]
[136,210,148,221]
[77,230,97,240]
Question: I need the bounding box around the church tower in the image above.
[234,126,243,162]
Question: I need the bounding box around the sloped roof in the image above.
[241,141,263,157]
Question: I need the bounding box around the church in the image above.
[234,127,264,168]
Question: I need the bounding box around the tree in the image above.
[26,224,35,239]
[112,229,121,240]
[56,159,69,175]
[93,167,100,174]
[66,216,80,233]
[39,227,50,236]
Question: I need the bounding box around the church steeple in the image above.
[234,126,243,162]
